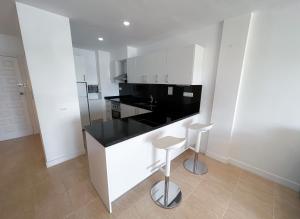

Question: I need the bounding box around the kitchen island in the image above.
[85,84,202,213]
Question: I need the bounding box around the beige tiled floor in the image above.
[0,135,299,219]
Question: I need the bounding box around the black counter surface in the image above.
[86,84,202,147]
[85,110,198,147]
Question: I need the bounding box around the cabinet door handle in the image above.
[155,74,158,83]
[165,74,168,83]
[83,75,86,81]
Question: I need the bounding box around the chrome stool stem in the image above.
[164,176,169,207]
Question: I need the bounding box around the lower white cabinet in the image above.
[120,104,135,118]
[136,107,151,115]
[120,103,151,118]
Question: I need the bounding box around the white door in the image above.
[0,56,33,141]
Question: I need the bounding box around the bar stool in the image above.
[150,136,186,209]
[183,123,213,175]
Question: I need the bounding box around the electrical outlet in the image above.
[168,87,173,95]
[183,92,193,97]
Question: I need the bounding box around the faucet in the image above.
[150,95,154,104]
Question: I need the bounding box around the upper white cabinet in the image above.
[126,57,136,83]
[145,51,166,84]
[74,55,86,82]
[126,44,204,85]
[166,45,203,85]
[73,48,99,84]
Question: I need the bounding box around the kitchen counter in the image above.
[85,85,202,213]
[85,111,199,213]
[85,111,198,147]
[85,95,200,147]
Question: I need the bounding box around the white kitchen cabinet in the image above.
[120,103,151,118]
[135,56,148,83]
[73,49,99,84]
[74,55,86,82]
[144,51,166,84]
[127,57,138,83]
[120,104,135,118]
[135,107,151,115]
[166,44,203,85]
[126,44,203,85]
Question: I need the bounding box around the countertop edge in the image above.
[85,112,199,147]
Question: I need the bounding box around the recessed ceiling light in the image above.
[98,37,104,41]
[123,20,130,26]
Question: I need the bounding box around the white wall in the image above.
[0,33,39,134]
[135,24,222,151]
[16,3,84,167]
[229,4,300,190]
[206,3,300,191]
[208,14,252,162]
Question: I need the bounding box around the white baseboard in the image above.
[46,149,86,168]
[205,150,299,192]
[229,158,300,192]
[206,150,229,164]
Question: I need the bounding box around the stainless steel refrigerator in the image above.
[77,82,91,127]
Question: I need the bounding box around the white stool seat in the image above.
[189,123,213,132]
[183,123,214,175]
[150,135,185,209]
[152,136,185,150]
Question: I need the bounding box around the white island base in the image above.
[86,114,199,213]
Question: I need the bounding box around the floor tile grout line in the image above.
[221,168,241,219]
[272,183,276,219]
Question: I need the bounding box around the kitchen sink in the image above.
[135,102,157,107]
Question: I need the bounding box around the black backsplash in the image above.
[119,83,202,113]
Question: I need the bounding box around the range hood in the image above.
[114,73,127,82]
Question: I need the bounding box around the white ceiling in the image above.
[0,0,297,50]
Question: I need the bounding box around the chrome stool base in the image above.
[150,178,182,209]
[183,157,208,175]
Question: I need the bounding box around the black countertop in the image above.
[85,95,199,147]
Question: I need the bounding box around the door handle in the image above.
[17,83,27,88]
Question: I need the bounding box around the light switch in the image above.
[183,92,193,97]
[168,87,173,95]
